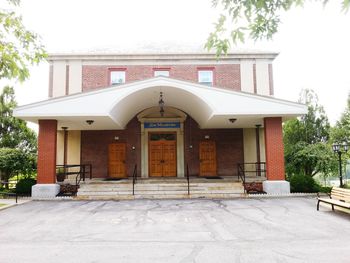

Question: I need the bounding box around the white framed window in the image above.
[198,70,213,86]
[154,70,169,77]
[110,71,126,85]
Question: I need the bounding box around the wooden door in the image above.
[162,141,177,177]
[199,141,217,176]
[108,143,127,178]
[149,133,177,177]
[149,142,163,177]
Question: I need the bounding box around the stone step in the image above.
[75,179,245,200]
[78,189,243,195]
[76,193,244,200]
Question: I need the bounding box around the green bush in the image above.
[319,186,332,193]
[289,174,320,193]
[16,178,36,195]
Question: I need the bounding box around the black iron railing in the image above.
[237,162,266,193]
[237,162,266,179]
[0,180,31,203]
[56,164,92,195]
[186,163,190,195]
[237,163,246,186]
[0,181,18,203]
[132,164,137,195]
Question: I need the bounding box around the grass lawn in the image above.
[0,204,6,207]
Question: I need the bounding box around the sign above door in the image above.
[144,122,180,129]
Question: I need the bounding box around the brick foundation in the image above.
[37,120,57,184]
[264,117,285,180]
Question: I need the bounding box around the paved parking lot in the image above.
[0,197,349,263]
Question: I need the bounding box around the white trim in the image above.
[14,77,307,130]
[138,107,186,178]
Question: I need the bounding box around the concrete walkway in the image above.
[0,197,349,263]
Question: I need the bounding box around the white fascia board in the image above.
[14,77,307,129]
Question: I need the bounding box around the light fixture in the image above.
[204,135,210,140]
[114,136,119,141]
[159,92,165,117]
[229,118,237,123]
[332,141,349,187]
[131,146,136,150]
[86,120,94,125]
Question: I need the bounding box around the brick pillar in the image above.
[37,120,57,184]
[264,117,285,180]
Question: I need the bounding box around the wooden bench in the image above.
[317,187,350,211]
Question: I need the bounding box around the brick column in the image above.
[264,117,285,180]
[37,120,57,184]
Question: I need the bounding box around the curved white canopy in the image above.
[14,77,307,130]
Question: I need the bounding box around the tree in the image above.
[283,89,337,178]
[331,93,350,143]
[0,0,46,82]
[0,86,37,153]
[0,148,36,189]
[206,0,350,55]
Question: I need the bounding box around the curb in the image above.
[0,200,32,211]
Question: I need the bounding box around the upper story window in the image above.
[110,70,126,85]
[198,70,213,86]
[154,70,169,77]
[154,69,170,77]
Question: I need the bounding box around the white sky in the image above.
[12,0,350,125]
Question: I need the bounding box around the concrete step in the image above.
[75,179,245,200]
[76,193,245,200]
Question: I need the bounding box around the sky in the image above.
[10,0,350,125]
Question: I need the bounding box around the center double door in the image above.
[149,133,177,177]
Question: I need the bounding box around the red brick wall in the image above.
[37,120,57,184]
[184,117,244,177]
[82,65,241,91]
[264,117,285,180]
[81,117,141,178]
[80,116,244,178]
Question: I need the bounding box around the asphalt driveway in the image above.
[0,197,349,263]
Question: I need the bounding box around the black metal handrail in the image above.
[186,163,190,195]
[132,164,137,195]
[237,163,246,185]
[237,162,267,193]
[56,164,92,182]
[237,162,266,178]
[56,164,92,196]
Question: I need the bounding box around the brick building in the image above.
[14,51,307,198]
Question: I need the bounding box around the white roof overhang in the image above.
[14,77,307,130]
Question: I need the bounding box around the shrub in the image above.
[16,178,36,195]
[319,186,332,193]
[289,174,320,193]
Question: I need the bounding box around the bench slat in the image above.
[317,187,350,211]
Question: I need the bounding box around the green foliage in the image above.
[0,0,46,82]
[206,0,350,55]
[0,147,36,187]
[319,186,332,193]
[16,177,36,194]
[331,93,350,143]
[284,89,337,178]
[0,86,37,153]
[289,174,320,193]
